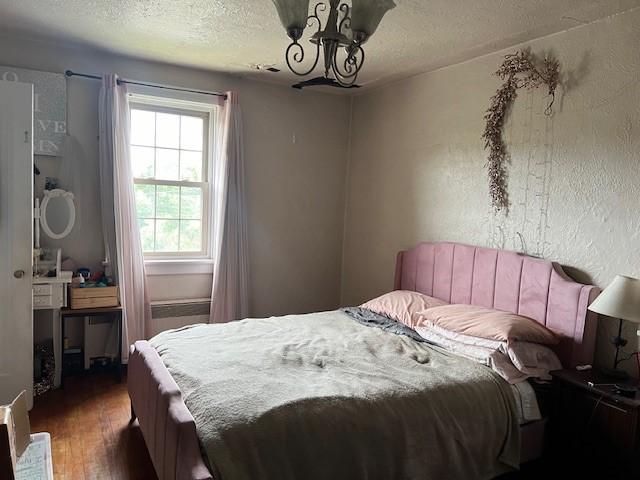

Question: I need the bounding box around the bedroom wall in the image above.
[342,8,640,372]
[0,33,351,318]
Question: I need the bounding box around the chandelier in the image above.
[271,0,396,87]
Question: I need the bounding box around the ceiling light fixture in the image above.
[271,0,396,88]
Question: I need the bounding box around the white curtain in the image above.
[210,92,249,323]
[99,74,152,359]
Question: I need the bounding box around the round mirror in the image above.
[40,189,76,239]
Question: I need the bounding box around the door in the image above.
[0,80,33,409]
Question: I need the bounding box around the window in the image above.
[129,95,215,262]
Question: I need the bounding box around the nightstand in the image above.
[549,369,640,478]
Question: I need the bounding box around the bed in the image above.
[128,241,600,480]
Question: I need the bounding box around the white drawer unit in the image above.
[32,272,73,389]
[33,295,54,308]
[32,283,52,296]
[32,282,65,310]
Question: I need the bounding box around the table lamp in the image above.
[588,275,640,378]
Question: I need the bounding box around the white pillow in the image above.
[415,323,562,383]
[415,325,528,384]
[507,341,562,378]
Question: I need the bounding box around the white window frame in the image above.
[128,91,217,275]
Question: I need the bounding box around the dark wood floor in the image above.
[30,372,157,480]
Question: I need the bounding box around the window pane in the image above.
[180,116,203,150]
[155,220,179,252]
[156,148,179,181]
[156,185,180,219]
[180,187,202,219]
[129,102,211,258]
[131,146,155,178]
[180,151,202,181]
[180,220,202,252]
[131,110,155,146]
[134,184,155,217]
[138,219,155,252]
[156,113,180,148]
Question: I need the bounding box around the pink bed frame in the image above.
[128,241,600,479]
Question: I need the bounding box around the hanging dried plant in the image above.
[482,49,559,211]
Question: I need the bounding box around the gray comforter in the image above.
[150,310,519,480]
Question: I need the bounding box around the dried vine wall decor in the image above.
[482,49,559,211]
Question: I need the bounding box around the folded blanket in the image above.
[151,310,520,480]
[340,306,429,343]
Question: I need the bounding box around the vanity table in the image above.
[33,272,72,388]
[32,187,76,390]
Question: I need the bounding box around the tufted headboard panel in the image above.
[394,242,600,367]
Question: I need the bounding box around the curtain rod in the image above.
[64,70,227,100]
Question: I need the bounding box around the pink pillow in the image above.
[418,304,559,345]
[360,290,448,328]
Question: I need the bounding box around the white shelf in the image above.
[33,271,73,284]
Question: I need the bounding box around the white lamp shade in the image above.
[588,275,640,323]
[272,0,311,31]
[350,0,396,36]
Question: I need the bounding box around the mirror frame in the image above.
[40,188,76,240]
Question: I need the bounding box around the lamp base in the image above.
[601,367,629,380]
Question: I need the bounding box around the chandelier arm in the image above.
[285,41,321,77]
[331,61,357,86]
[313,2,327,20]
[332,53,360,87]
[343,46,365,77]
[332,66,358,87]
[284,7,324,77]
[332,44,365,85]
[338,3,351,36]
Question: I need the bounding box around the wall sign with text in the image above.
[0,66,67,156]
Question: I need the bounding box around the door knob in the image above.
[13,270,25,278]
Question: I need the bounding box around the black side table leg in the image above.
[60,314,65,388]
[117,312,123,383]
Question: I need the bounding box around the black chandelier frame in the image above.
[284,1,367,87]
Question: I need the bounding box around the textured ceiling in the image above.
[0,0,639,91]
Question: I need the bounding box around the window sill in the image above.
[144,259,214,276]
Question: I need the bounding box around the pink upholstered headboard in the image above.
[394,242,600,368]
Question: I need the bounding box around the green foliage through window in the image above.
[130,104,208,255]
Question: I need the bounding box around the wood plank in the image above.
[70,297,119,310]
[70,286,118,299]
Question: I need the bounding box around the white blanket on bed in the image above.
[150,310,520,480]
